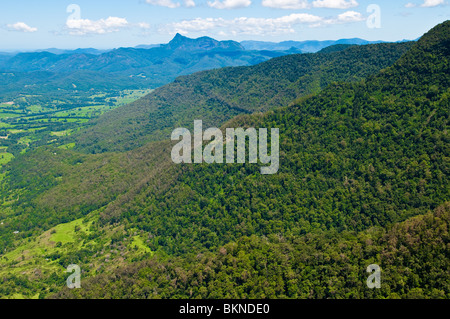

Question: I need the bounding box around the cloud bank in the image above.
[7,22,37,33]
[65,17,129,35]
[163,11,365,36]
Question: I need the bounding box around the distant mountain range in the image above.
[241,38,376,52]
[0,34,293,75]
[0,34,414,79]
[1,36,413,56]
[0,34,305,97]
[0,34,414,101]
[35,48,110,55]
[241,38,416,52]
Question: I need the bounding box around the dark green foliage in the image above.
[96,21,448,256]
[318,44,357,53]
[0,40,415,254]
[72,42,413,153]
[51,204,450,299]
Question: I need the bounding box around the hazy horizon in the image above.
[0,0,448,51]
[0,33,418,53]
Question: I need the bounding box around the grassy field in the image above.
[0,216,93,280]
[0,152,14,166]
[0,89,153,157]
[58,143,76,150]
[130,235,153,255]
[0,208,153,298]
[49,218,92,244]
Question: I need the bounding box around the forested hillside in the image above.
[0,21,448,299]
[71,42,413,153]
[89,20,449,255]
[52,203,450,299]
[0,41,414,252]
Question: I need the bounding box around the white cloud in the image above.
[262,0,360,9]
[404,0,445,8]
[336,10,364,22]
[146,0,180,8]
[7,22,37,33]
[311,10,364,26]
[145,0,195,7]
[163,11,365,36]
[312,0,358,9]
[66,17,128,35]
[261,0,309,9]
[421,0,444,7]
[168,17,222,34]
[208,0,251,9]
[184,0,196,7]
[138,22,151,29]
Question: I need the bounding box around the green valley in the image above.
[0,89,152,159]
[0,20,448,300]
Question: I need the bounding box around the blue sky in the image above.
[0,0,448,51]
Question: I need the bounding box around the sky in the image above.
[0,0,448,51]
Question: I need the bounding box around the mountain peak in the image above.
[171,33,188,42]
[166,33,192,48]
[173,33,186,39]
[165,34,244,51]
